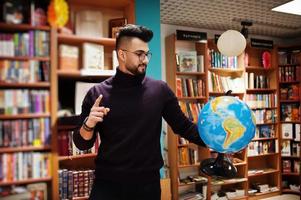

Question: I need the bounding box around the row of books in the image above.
[176,77,206,97]
[208,71,245,93]
[0,89,50,115]
[178,147,199,166]
[0,31,49,57]
[249,184,279,194]
[59,43,107,71]
[179,101,204,122]
[58,130,100,156]
[282,160,300,173]
[253,109,277,124]
[279,65,300,82]
[281,140,300,157]
[247,140,278,156]
[0,182,47,200]
[59,169,94,199]
[280,84,300,100]
[278,51,300,65]
[0,118,50,147]
[254,125,276,139]
[0,60,50,83]
[0,152,51,182]
[175,51,204,73]
[281,123,300,140]
[245,73,270,89]
[211,189,244,200]
[208,49,239,69]
[244,93,277,109]
[280,103,300,121]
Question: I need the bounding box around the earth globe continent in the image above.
[198,96,256,153]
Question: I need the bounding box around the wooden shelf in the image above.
[252,137,278,141]
[73,197,89,200]
[208,67,244,77]
[245,66,275,72]
[176,72,206,76]
[282,172,300,176]
[68,0,132,9]
[0,113,50,120]
[178,164,200,168]
[248,169,279,177]
[0,177,52,186]
[279,80,300,84]
[0,146,51,153]
[58,34,115,46]
[280,99,300,103]
[0,82,50,88]
[256,123,277,126]
[279,64,299,67]
[282,189,301,194]
[251,107,277,110]
[0,56,50,61]
[209,92,244,96]
[246,88,277,93]
[280,121,301,124]
[59,153,97,162]
[211,178,247,186]
[0,22,50,31]
[248,153,278,158]
[249,190,280,198]
[57,69,115,78]
[234,161,247,166]
[178,96,207,101]
[281,155,300,159]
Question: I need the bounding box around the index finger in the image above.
[93,95,103,107]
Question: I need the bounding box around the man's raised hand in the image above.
[86,95,110,128]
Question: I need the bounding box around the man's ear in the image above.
[118,49,126,62]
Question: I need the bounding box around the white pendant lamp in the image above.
[217,30,246,57]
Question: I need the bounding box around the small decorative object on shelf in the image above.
[3,0,24,24]
[109,18,127,38]
[262,51,271,69]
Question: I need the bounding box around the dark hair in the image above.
[116,24,153,49]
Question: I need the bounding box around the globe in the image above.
[198,96,256,178]
[198,96,256,153]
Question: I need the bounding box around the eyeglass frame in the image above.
[120,49,152,61]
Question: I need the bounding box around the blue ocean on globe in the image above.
[198,96,256,153]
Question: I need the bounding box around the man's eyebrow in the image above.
[134,50,150,53]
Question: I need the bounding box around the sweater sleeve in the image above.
[161,82,206,147]
[72,88,98,150]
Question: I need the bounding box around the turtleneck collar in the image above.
[112,67,145,88]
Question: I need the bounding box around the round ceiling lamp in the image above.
[217,30,246,57]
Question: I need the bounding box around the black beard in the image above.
[126,64,147,76]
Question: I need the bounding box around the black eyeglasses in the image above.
[121,49,152,61]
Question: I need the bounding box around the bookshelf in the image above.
[165,33,210,200]
[50,0,136,199]
[244,44,281,199]
[207,39,249,200]
[277,46,301,195]
[0,3,52,198]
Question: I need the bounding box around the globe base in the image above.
[200,153,237,179]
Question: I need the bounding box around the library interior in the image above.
[0,0,300,200]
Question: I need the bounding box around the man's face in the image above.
[118,38,150,76]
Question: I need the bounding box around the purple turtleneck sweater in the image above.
[73,68,205,183]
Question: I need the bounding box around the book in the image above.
[82,43,104,70]
[59,44,79,71]
[281,123,293,139]
[281,140,291,156]
[75,10,103,38]
[177,51,197,72]
[75,82,97,115]
[282,160,291,173]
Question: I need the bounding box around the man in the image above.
[73,24,205,200]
